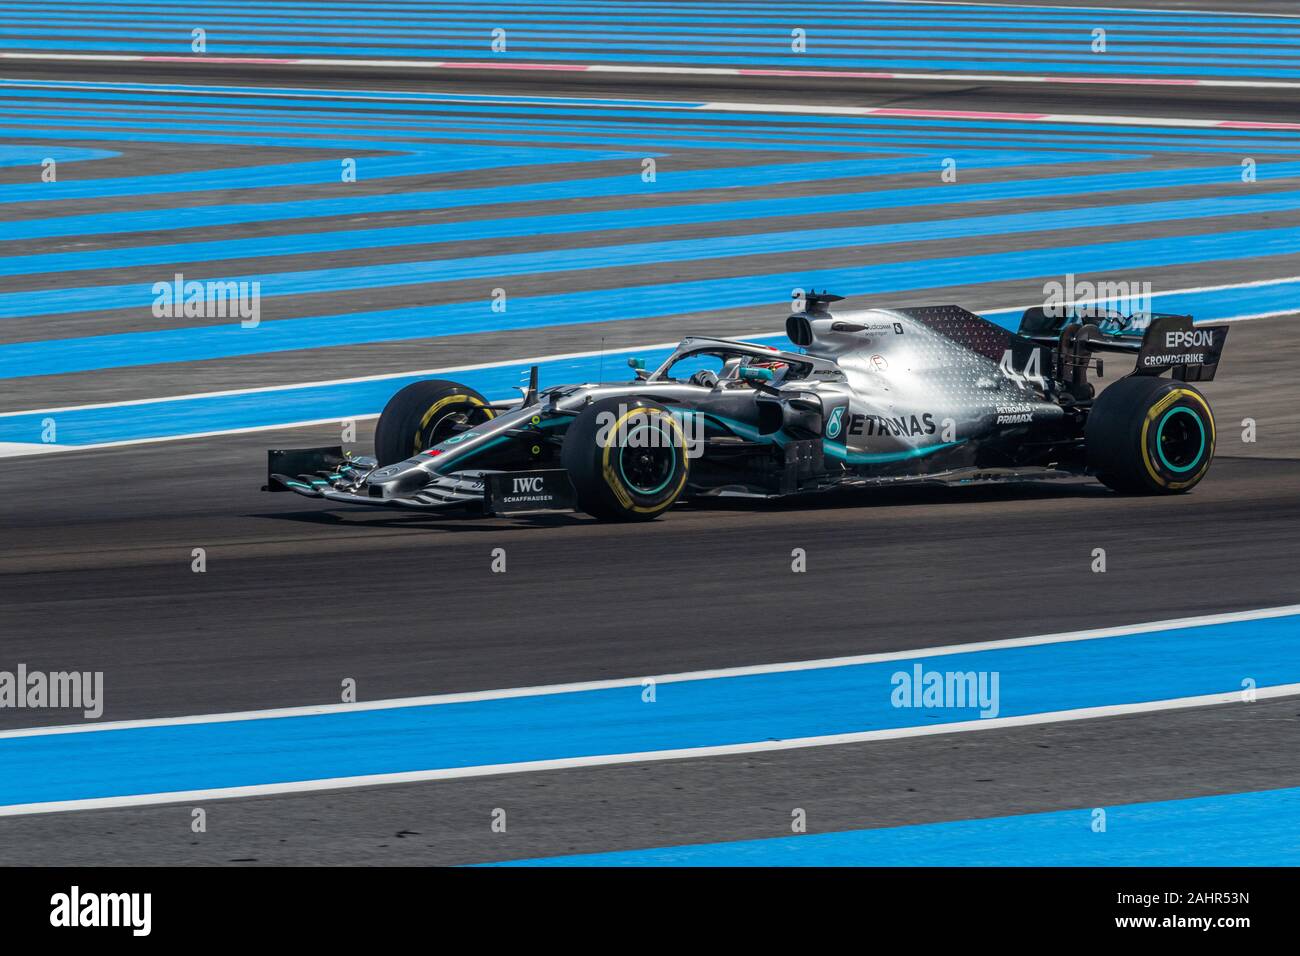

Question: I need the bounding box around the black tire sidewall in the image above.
[562,397,689,520]
[373,380,495,465]
[1087,377,1215,494]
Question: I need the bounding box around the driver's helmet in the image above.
[748,357,789,383]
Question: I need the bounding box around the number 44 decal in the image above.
[999,348,1047,389]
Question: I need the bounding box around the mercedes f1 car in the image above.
[264,293,1229,521]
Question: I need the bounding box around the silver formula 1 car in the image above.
[264,292,1229,521]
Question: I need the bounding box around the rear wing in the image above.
[1018,308,1229,382]
[1131,315,1229,382]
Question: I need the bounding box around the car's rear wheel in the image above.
[562,397,689,521]
[1086,376,1215,494]
[373,380,495,466]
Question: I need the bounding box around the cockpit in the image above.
[648,341,812,389]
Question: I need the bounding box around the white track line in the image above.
[0,442,61,456]
[0,335,762,458]
[2,277,1296,459]
[981,274,1300,316]
[3,684,1297,817]
[2,605,1294,816]
[7,78,1300,130]
[4,602,1296,740]
[3,51,1298,91]
[3,279,1295,422]
[0,337,705,419]
[702,99,1300,130]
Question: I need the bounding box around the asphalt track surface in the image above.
[1,0,1299,866]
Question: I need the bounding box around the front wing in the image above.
[263,446,575,515]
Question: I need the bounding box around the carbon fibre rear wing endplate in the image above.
[1132,314,1229,382]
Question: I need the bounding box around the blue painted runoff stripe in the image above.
[0,140,645,204]
[6,153,1263,245]
[2,225,1297,380]
[10,7,1300,37]
[16,23,1300,64]
[6,38,1299,78]
[5,0,1295,28]
[0,144,116,167]
[0,611,1296,810]
[12,23,1300,57]
[4,0,1292,35]
[500,786,1300,866]
[10,81,1300,150]
[0,279,1289,450]
[0,341,700,446]
[0,159,981,241]
[1,104,1285,161]
[1,190,1292,320]
[6,181,1300,279]
[0,277,1290,449]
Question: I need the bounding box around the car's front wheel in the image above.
[373,379,495,466]
[562,397,690,521]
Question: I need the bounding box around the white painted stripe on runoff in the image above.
[0,337,710,419]
[0,442,62,456]
[3,603,1296,741]
[701,100,1300,130]
[2,52,1298,91]
[3,273,1296,421]
[0,320,1287,458]
[0,335,775,458]
[1,276,1295,459]
[6,78,1300,130]
[981,275,1300,316]
[0,417,379,459]
[2,683,1297,817]
[12,77,1300,130]
[1210,308,1300,324]
[0,77,715,110]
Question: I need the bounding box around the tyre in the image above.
[1086,376,1215,494]
[561,396,689,521]
[373,380,495,466]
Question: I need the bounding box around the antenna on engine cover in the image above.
[804,288,845,313]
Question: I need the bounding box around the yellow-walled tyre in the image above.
[1086,376,1215,494]
[374,380,495,466]
[561,397,689,521]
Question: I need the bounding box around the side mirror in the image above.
[739,366,774,383]
[628,357,649,380]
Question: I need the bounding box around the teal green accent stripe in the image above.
[823,439,966,464]
[436,434,511,470]
[682,410,783,446]
[1155,406,1206,474]
[617,432,676,495]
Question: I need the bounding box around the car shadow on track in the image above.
[247,506,586,532]
[247,479,1111,532]
[685,479,1111,514]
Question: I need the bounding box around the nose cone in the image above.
[367,459,431,497]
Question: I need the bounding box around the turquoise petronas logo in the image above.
[826,406,845,439]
